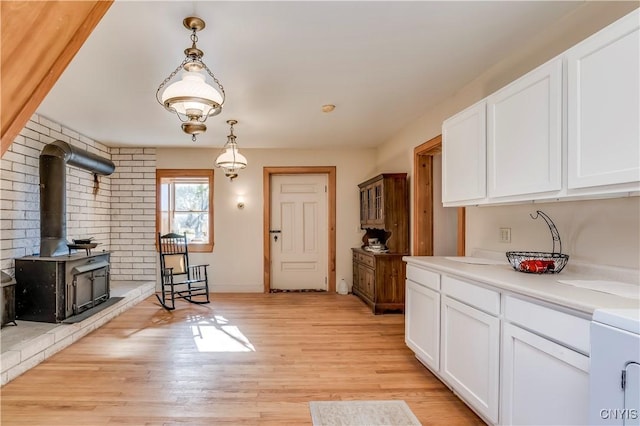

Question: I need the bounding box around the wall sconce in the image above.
[237,196,245,210]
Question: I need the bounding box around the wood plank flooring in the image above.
[0,293,484,425]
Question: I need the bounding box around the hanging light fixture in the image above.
[215,120,247,180]
[156,17,225,142]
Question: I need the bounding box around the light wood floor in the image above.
[1,293,484,425]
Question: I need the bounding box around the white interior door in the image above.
[270,174,328,290]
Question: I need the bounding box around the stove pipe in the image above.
[39,141,115,257]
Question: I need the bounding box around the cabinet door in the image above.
[501,322,589,425]
[352,257,360,293]
[359,188,368,226]
[357,264,375,301]
[405,279,440,371]
[442,100,487,206]
[487,57,562,198]
[366,185,375,225]
[624,362,640,426]
[372,181,384,226]
[567,10,640,190]
[441,296,500,424]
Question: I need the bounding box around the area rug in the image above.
[309,400,422,426]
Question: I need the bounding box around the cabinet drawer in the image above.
[406,265,440,291]
[358,253,375,268]
[503,295,590,354]
[441,275,500,316]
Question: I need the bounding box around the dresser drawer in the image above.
[406,265,440,291]
[357,252,375,268]
[441,275,500,316]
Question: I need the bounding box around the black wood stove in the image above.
[15,252,110,323]
[13,140,115,323]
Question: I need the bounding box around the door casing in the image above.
[413,135,465,256]
[263,166,336,293]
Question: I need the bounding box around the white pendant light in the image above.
[215,120,247,181]
[156,17,225,142]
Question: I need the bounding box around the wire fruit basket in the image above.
[506,211,569,274]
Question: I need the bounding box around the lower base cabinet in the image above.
[501,322,590,425]
[405,279,440,371]
[441,295,500,424]
[404,261,592,426]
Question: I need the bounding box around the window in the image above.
[156,169,214,252]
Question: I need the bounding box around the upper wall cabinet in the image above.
[487,58,563,199]
[442,100,487,206]
[566,10,640,193]
[441,9,639,207]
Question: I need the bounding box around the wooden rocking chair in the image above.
[156,232,210,310]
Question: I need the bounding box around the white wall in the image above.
[109,148,157,281]
[156,147,376,292]
[375,2,640,270]
[466,197,640,269]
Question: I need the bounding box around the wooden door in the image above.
[270,174,328,290]
[413,136,465,256]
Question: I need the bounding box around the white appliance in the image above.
[590,308,640,425]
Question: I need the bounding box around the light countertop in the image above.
[403,256,639,315]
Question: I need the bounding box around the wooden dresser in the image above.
[352,173,408,314]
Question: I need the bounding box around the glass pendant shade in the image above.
[156,17,225,141]
[216,146,247,170]
[161,70,223,118]
[215,119,247,180]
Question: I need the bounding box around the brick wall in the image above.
[0,114,112,274]
[109,148,157,281]
[0,114,157,282]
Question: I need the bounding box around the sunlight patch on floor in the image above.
[190,315,255,352]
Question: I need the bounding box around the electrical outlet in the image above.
[499,227,511,243]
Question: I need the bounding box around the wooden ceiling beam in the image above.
[1,0,113,156]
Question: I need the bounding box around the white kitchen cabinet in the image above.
[442,100,487,206]
[501,322,590,425]
[566,9,640,192]
[441,295,500,424]
[405,279,440,371]
[487,57,563,199]
[441,9,639,206]
[501,295,591,425]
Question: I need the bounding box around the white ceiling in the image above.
[36,1,583,150]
